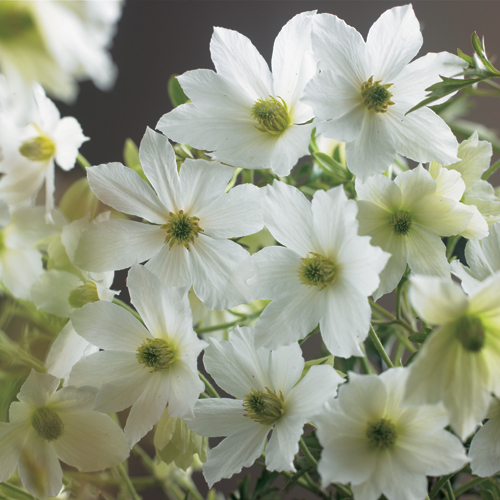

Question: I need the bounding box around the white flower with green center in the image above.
[0,83,88,217]
[356,165,473,299]
[156,12,316,176]
[248,181,389,357]
[315,368,468,500]
[0,370,129,500]
[185,327,344,487]
[406,274,500,440]
[68,264,207,446]
[302,5,466,180]
[74,127,262,310]
[451,222,500,295]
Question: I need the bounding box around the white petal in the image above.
[54,410,129,472]
[406,227,450,278]
[202,422,269,488]
[71,301,150,351]
[87,163,169,223]
[17,370,59,407]
[0,422,26,482]
[269,343,304,395]
[470,416,500,476]
[53,117,88,171]
[460,205,489,240]
[144,244,192,288]
[0,248,43,300]
[451,260,482,295]
[210,27,273,100]
[265,416,303,472]
[366,5,422,82]
[74,220,165,272]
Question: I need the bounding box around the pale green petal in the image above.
[395,165,436,211]
[470,415,500,476]
[406,226,450,278]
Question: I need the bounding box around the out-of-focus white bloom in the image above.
[157,12,317,176]
[316,368,468,500]
[186,327,344,487]
[69,264,207,446]
[469,398,500,476]
[356,165,473,299]
[406,274,500,440]
[75,128,263,310]
[0,0,122,105]
[0,84,88,217]
[249,181,389,357]
[0,201,63,299]
[302,5,466,180]
[0,370,129,500]
[452,222,500,294]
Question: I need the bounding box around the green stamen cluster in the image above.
[0,2,35,41]
[251,96,291,135]
[361,76,394,113]
[19,135,56,162]
[454,315,486,352]
[243,387,285,426]
[366,418,397,449]
[390,211,412,236]
[31,407,64,442]
[68,281,100,309]
[162,210,203,250]
[298,253,337,290]
[136,338,176,372]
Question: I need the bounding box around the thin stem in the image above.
[302,472,329,500]
[77,153,91,170]
[112,298,144,324]
[482,158,500,180]
[369,324,394,368]
[199,372,220,398]
[195,311,261,334]
[446,235,460,261]
[299,438,318,468]
[429,474,454,500]
[0,483,34,499]
[369,299,417,336]
[444,480,455,500]
[359,344,376,374]
[116,463,142,500]
[453,476,487,497]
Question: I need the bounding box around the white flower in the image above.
[0,370,129,500]
[75,127,263,310]
[356,165,473,299]
[451,222,500,294]
[406,274,500,440]
[469,398,500,477]
[157,12,316,176]
[0,83,88,217]
[315,368,468,500]
[185,327,344,487]
[68,264,207,446]
[249,181,389,357]
[302,5,466,180]
[0,0,122,105]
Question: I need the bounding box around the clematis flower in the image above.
[185,327,344,487]
[302,4,466,180]
[315,368,468,500]
[356,165,473,299]
[0,370,129,500]
[249,181,389,357]
[406,274,500,440]
[68,264,207,446]
[75,127,263,310]
[157,11,316,176]
[0,83,88,217]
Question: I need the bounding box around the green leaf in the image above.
[313,152,352,183]
[457,48,474,67]
[471,32,500,76]
[408,333,428,344]
[123,139,148,182]
[168,74,189,108]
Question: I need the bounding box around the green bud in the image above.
[243,387,285,426]
[136,338,177,372]
[19,135,56,162]
[366,418,397,449]
[390,211,412,236]
[31,407,64,441]
[454,315,485,352]
[68,281,100,309]
[251,96,291,135]
[361,76,394,113]
[0,2,35,41]
[161,210,203,250]
[298,253,337,290]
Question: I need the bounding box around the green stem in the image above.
[369,299,417,336]
[0,483,34,499]
[299,438,318,468]
[77,153,92,170]
[429,474,454,500]
[446,235,460,261]
[482,158,500,180]
[199,372,220,398]
[242,169,254,184]
[112,298,144,324]
[359,344,376,374]
[444,480,455,500]
[116,463,142,500]
[195,311,261,334]
[453,476,487,497]
[369,324,394,368]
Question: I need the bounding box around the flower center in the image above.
[298,253,337,290]
[31,407,64,442]
[366,418,397,449]
[68,281,100,309]
[390,211,412,236]
[243,388,285,426]
[0,2,35,41]
[19,135,56,162]
[361,77,394,113]
[251,96,291,135]
[161,210,203,250]
[136,338,177,372]
[454,315,485,352]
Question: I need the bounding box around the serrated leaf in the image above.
[457,48,474,67]
[168,74,189,108]
[471,32,500,76]
[408,333,428,343]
